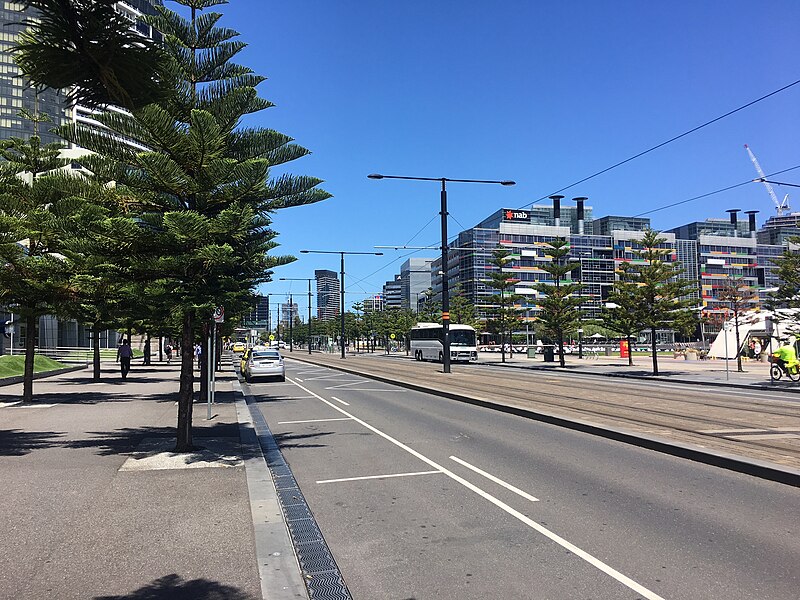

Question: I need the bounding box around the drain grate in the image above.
[247,400,352,600]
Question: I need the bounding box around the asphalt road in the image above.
[245,359,799,600]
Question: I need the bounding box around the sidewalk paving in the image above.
[0,361,266,600]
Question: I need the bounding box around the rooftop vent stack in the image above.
[726,209,741,237]
[550,195,564,228]
[745,210,759,238]
[573,197,588,235]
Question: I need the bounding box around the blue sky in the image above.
[214,0,800,312]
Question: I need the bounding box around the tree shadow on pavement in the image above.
[0,390,177,405]
[0,423,243,460]
[0,429,64,455]
[94,574,257,600]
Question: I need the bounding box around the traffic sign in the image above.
[213,306,224,323]
[269,334,275,341]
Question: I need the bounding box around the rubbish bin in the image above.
[543,346,555,362]
[605,347,611,356]
[527,347,537,359]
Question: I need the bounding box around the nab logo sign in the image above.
[503,209,529,222]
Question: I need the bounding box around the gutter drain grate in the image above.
[247,399,352,600]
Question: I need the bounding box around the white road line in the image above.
[15,404,56,409]
[287,378,666,600]
[277,417,353,425]
[449,456,539,502]
[0,401,22,408]
[317,470,442,484]
[294,378,303,382]
[331,396,350,406]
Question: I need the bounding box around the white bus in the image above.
[410,322,478,363]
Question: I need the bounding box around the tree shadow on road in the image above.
[272,430,334,449]
[94,574,258,600]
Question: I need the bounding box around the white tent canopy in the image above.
[708,309,798,359]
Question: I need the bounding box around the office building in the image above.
[315,269,340,320]
[382,275,403,310]
[399,258,433,312]
[362,295,385,312]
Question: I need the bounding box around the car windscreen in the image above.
[252,351,281,360]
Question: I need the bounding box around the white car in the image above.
[244,347,285,382]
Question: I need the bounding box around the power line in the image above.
[633,164,800,217]
[523,78,800,208]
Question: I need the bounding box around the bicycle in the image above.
[769,358,800,382]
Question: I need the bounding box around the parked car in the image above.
[232,341,246,353]
[244,347,285,382]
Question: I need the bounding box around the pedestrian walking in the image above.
[165,343,173,364]
[143,338,151,365]
[194,343,202,370]
[116,339,133,380]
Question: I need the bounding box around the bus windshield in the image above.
[450,329,476,347]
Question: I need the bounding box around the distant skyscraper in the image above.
[315,269,340,320]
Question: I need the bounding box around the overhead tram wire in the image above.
[521,77,800,209]
[633,164,800,218]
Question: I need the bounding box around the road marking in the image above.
[295,378,303,382]
[727,433,800,440]
[277,417,353,425]
[331,396,350,406]
[699,428,765,434]
[450,455,539,502]
[288,378,666,600]
[0,401,22,408]
[15,404,56,409]
[317,470,442,484]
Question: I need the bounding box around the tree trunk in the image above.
[175,311,195,452]
[92,325,101,381]
[558,330,565,367]
[627,334,634,367]
[22,313,37,403]
[650,325,659,375]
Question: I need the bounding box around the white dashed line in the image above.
[330,396,350,406]
[277,417,353,425]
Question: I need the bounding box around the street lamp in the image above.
[280,277,315,355]
[300,250,383,359]
[368,173,515,373]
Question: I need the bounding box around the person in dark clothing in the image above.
[117,339,133,379]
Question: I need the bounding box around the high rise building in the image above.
[382,275,403,310]
[399,258,433,312]
[315,269,340,320]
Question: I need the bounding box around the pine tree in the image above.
[621,229,696,375]
[767,237,800,340]
[532,239,582,367]
[51,0,330,450]
[0,114,85,401]
[602,280,643,367]
[485,248,523,363]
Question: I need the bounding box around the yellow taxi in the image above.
[232,341,246,353]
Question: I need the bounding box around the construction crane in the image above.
[744,144,790,216]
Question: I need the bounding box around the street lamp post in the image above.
[288,293,293,352]
[301,250,383,359]
[368,174,515,373]
[280,277,314,355]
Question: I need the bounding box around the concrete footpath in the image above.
[0,361,275,600]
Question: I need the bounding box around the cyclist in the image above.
[772,340,799,375]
